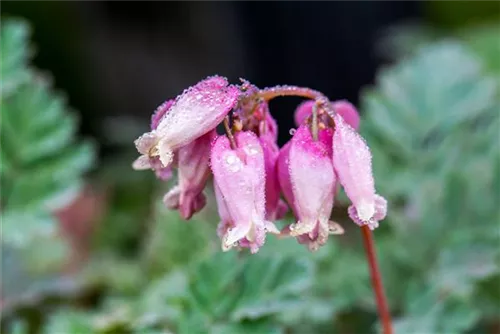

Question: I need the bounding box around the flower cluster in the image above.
[133,76,387,253]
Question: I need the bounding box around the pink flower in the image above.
[294,99,360,130]
[259,135,288,221]
[259,109,279,142]
[211,131,279,253]
[332,114,387,230]
[276,141,296,215]
[163,130,215,220]
[294,100,315,126]
[332,100,360,131]
[133,75,239,168]
[285,125,342,248]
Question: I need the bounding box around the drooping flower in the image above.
[332,114,387,230]
[211,131,279,253]
[163,130,215,219]
[133,76,239,168]
[285,125,343,247]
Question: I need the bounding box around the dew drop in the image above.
[244,144,260,156]
[289,128,296,135]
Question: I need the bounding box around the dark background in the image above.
[2,1,426,147]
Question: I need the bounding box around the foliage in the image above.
[1,18,95,248]
[0,17,95,330]
[359,40,500,332]
[2,16,499,334]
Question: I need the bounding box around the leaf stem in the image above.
[361,225,393,334]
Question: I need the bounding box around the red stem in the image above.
[361,225,393,334]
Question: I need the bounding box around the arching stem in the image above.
[259,85,335,116]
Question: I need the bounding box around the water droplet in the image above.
[225,153,242,172]
[289,128,296,135]
[196,94,203,100]
[226,154,236,164]
[244,145,260,156]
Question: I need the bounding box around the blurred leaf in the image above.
[362,42,497,200]
[211,320,283,334]
[231,256,313,320]
[44,311,95,334]
[0,18,32,96]
[1,78,95,213]
[1,211,56,247]
[137,270,189,326]
[143,200,217,276]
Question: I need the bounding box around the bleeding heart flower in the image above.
[332,114,387,230]
[163,130,215,219]
[285,125,343,249]
[133,75,239,168]
[211,131,279,253]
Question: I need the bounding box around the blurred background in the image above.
[1,1,499,334]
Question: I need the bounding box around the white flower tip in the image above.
[289,220,315,237]
[224,225,250,247]
[265,221,280,234]
[158,140,174,167]
[356,201,375,222]
[132,155,152,170]
[135,132,158,154]
[328,221,345,235]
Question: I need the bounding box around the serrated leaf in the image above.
[0,18,32,96]
[137,270,189,324]
[1,74,95,224]
[362,41,498,201]
[231,256,313,320]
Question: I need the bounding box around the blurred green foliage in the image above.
[2,17,499,334]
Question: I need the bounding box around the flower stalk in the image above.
[223,116,237,149]
[361,225,393,334]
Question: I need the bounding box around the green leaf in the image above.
[137,270,189,325]
[1,75,95,246]
[231,256,313,320]
[211,320,283,334]
[0,18,32,96]
[43,310,95,334]
[143,199,218,276]
[187,252,244,320]
[361,41,498,200]
[1,211,57,247]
